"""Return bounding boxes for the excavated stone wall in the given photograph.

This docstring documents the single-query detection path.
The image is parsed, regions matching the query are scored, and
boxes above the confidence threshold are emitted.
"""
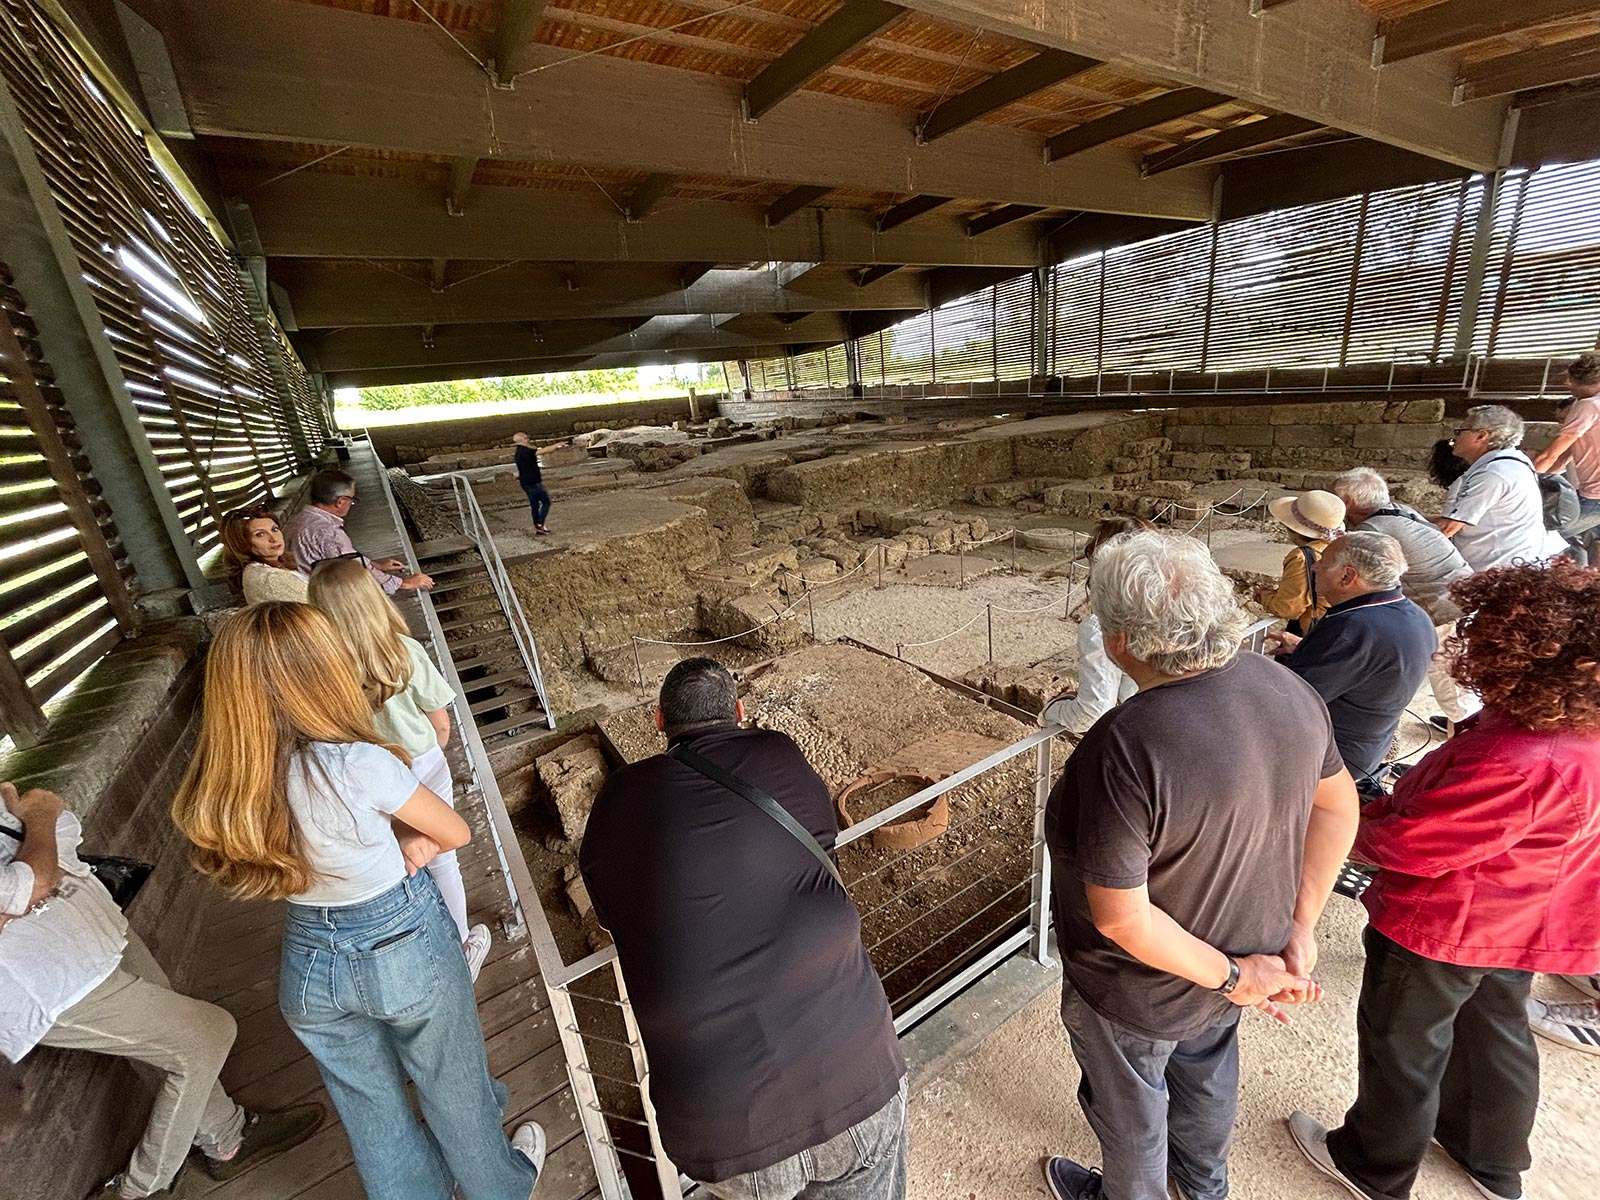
[1162,399,1451,472]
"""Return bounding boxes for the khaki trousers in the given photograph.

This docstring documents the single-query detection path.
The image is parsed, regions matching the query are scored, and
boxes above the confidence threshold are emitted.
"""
[1427,622,1483,725]
[39,929,245,1197]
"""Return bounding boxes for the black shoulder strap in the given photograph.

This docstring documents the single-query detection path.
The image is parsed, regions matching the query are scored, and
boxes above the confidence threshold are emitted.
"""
[1299,544,1318,610]
[668,743,845,890]
[1371,506,1423,524]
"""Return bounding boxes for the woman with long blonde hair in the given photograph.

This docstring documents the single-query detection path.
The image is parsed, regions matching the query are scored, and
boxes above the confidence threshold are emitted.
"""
[306,558,488,976]
[172,603,544,1200]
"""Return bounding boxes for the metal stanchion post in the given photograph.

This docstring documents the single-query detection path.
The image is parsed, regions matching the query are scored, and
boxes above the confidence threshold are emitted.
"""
[958,541,966,588]
[631,636,645,696]
[807,590,816,641]
[896,642,904,660]
[1029,736,1055,965]
[877,543,884,590]
[1011,529,1018,573]
[986,605,994,663]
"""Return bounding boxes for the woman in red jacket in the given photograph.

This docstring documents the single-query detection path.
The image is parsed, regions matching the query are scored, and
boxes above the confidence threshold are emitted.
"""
[1287,558,1600,1200]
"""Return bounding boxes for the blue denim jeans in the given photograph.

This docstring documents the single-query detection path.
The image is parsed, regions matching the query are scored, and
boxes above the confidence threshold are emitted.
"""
[522,483,551,526]
[1563,495,1600,565]
[279,873,536,1200]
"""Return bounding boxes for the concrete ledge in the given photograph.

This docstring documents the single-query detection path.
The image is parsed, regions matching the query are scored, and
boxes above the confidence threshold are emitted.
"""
[903,949,1062,1094]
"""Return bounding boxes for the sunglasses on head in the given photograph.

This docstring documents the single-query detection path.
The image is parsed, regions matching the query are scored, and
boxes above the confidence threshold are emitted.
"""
[223,505,273,522]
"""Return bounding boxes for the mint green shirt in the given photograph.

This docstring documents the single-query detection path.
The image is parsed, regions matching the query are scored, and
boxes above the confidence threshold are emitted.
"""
[373,636,456,757]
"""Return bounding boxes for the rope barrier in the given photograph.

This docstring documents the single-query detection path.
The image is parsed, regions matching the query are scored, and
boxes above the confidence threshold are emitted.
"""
[896,608,987,651]
[782,552,876,588]
[630,590,808,648]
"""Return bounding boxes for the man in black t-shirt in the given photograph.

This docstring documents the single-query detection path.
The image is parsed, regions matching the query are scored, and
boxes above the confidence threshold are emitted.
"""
[1041,531,1359,1200]
[580,659,907,1198]
[512,432,551,534]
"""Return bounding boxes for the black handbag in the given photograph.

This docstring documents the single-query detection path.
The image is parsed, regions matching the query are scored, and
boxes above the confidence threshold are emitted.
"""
[0,823,154,910]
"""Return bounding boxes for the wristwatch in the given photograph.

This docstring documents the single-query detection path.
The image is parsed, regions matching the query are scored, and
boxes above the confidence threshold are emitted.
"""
[1214,955,1241,995]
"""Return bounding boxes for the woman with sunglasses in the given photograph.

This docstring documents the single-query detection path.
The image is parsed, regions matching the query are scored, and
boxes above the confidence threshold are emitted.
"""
[220,506,309,604]
[172,602,545,1200]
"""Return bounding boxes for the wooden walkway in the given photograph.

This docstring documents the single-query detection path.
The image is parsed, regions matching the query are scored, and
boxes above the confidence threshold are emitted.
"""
[171,446,597,1200]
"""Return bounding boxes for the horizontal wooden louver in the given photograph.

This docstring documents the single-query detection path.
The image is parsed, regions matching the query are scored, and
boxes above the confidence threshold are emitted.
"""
[931,287,994,383]
[1477,160,1600,359]
[0,0,322,562]
[881,312,935,386]
[1049,253,1103,377]
[0,261,137,745]
[994,274,1035,381]
[1098,226,1211,374]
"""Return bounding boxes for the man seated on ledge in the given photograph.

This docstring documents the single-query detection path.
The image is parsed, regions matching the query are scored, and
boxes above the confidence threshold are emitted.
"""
[579,658,908,1200]
[0,782,323,1199]
[1271,532,1437,799]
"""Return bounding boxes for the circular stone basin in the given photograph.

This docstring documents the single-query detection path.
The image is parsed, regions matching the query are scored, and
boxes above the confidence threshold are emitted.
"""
[835,771,948,852]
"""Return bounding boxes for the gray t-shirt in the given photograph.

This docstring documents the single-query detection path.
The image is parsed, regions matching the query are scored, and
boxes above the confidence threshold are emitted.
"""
[1045,652,1343,1040]
[1444,451,1550,572]
[288,742,421,907]
[1355,505,1471,625]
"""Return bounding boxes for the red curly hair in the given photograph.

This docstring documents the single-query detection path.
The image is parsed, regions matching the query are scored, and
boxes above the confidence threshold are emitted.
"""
[1448,558,1600,732]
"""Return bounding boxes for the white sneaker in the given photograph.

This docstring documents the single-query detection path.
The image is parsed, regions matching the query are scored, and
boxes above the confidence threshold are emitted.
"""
[1526,995,1600,1054]
[513,1121,546,1195]
[1285,1112,1367,1200]
[464,924,492,984]
[1431,1138,1519,1199]
[1563,973,1600,1000]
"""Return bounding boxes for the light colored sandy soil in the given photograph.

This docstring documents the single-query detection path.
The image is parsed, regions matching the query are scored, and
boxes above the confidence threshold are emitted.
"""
[906,899,1600,1200]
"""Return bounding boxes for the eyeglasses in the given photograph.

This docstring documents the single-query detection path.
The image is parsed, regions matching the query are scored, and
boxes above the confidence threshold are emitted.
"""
[1452,427,1483,437]
[222,505,272,521]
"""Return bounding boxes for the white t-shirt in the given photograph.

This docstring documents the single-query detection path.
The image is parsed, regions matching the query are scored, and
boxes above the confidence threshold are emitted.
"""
[0,799,128,1062]
[288,742,422,907]
[1443,450,1552,572]
[1041,614,1138,735]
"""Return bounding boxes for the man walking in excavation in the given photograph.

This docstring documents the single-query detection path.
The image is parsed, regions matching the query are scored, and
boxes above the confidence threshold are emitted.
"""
[580,658,907,1199]
[512,432,551,535]
[1041,531,1359,1200]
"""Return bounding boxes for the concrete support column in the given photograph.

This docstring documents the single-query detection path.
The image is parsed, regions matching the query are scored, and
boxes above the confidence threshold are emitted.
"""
[0,73,202,593]
[845,337,862,398]
[1452,170,1502,363]
[1031,265,1050,381]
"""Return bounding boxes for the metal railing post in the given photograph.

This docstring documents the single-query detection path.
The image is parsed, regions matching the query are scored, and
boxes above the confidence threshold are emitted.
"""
[550,984,631,1200]
[1030,735,1055,966]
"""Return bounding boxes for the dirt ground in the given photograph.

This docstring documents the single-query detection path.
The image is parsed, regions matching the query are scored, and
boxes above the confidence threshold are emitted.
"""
[905,898,1600,1200]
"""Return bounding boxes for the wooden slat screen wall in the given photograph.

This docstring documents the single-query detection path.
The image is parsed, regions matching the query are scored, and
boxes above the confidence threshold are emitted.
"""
[930,287,995,383]
[0,260,138,745]
[1476,160,1600,358]
[994,273,1035,381]
[0,0,323,561]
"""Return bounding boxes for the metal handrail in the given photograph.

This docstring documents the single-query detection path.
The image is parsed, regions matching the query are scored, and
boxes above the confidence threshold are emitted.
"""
[358,435,625,1198]
[446,472,556,730]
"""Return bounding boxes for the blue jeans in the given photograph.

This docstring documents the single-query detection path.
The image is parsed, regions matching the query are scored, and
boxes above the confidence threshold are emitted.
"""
[1563,496,1600,565]
[522,483,550,526]
[279,874,537,1200]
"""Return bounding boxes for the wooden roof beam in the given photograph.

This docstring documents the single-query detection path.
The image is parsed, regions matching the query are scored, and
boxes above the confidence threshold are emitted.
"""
[1378,0,1599,66]
[893,0,1508,168]
[166,0,1211,217]
[876,194,952,232]
[491,0,549,85]
[429,257,448,292]
[765,185,832,226]
[1457,34,1600,101]
[1047,88,1231,163]
[917,49,1098,143]
[1142,114,1322,175]
[856,264,903,286]
[742,0,906,121]
[966,204,1043,237]
[624,173,676,222]
[446,156,477,216]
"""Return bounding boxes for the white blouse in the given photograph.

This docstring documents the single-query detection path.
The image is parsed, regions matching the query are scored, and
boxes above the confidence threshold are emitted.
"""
[1041,614,1139,735]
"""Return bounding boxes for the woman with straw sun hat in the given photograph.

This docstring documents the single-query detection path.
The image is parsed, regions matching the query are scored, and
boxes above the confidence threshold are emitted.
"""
[1255,490,1347,635]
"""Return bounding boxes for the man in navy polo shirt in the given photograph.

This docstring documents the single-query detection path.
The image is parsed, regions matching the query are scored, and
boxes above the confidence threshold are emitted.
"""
[1273,532,1438,796]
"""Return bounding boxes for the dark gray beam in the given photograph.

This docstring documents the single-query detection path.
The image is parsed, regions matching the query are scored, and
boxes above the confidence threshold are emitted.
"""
[742,0,906,121]
[491,0,550,85]
[856,264,904,286]
[331,342,767,389]
[624,172,677,222]
[246,173,1050,267]
[1458,34,1600,101]
[893,0,1508,168]
[1141,114,1322,175]
[680,262,716,289]
[166,0,1212,217]
[966,204,1043,237]
[1046,88,1231,163]
[765,184,832,226]
[446,155,478,216]
[918,49,1098,143]
[928,266,1026,308]
[876,194,952,232]
[1044,212,1203,263]
[1217,139,1469,221]
[1378,0,1597,66]
[429,257,448,291]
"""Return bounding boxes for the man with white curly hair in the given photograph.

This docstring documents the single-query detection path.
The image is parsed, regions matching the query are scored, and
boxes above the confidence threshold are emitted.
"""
[1040,531,1359,1200]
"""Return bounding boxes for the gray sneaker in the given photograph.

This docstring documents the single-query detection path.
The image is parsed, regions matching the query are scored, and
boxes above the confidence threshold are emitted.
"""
[1526,995,1600,1054]
[1562,973,1600,1000]
[1286,1112,1367,1200]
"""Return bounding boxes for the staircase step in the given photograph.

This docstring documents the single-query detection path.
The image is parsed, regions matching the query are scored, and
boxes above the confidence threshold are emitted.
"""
[478,709,550,740]
[440,612,511,634]
[469,686,538,715]
[491,723,565,757]
[414,536,477,560]
[432,592,501,616]
[459,667,527,691]
[447,630,518,659]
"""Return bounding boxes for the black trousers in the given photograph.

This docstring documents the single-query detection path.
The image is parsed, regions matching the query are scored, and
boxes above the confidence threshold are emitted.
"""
[1327,927,1539,1200]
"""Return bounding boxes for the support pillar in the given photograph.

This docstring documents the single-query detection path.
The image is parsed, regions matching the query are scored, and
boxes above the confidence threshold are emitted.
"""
[0,72,201,593]
[845,337,862,398]
[1032,265,1050,382]
[1452,170,1501,363]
